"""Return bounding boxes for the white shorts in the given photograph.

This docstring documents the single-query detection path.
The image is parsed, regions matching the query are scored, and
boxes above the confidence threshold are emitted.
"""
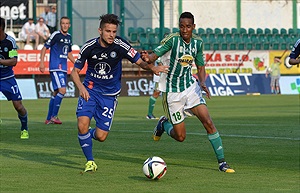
[162,81,206,125]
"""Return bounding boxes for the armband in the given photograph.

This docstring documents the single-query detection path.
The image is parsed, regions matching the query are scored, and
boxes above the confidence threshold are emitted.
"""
[9,50,18,58]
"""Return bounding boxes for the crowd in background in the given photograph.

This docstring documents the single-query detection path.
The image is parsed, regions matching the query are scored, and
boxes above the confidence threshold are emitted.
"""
[19,5,56,49]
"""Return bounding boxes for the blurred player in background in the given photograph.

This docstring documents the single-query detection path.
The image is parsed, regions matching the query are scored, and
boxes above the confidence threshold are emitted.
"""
[0,17,29,139]
[288,38,300,66]
[265,57,281,94]
[146,58,162,120]
[141,12,235,173]
[39,17,75,124]
[71,14,168,173]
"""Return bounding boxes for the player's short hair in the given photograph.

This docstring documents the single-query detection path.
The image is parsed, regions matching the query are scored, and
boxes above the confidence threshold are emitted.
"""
[0,17,5,30]
[179,12,194,24]
[99,14,120,28]
[60,16,70,24]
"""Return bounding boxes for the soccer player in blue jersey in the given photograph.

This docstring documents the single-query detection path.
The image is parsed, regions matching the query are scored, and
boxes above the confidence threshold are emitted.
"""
[289,38,300,66]
[71,14,169,172]
[39,16,76,124]
[141,12,235,173]
[0,17,29,139]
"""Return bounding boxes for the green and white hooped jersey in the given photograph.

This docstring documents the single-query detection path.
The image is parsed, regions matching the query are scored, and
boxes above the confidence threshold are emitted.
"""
[154,33,204,92]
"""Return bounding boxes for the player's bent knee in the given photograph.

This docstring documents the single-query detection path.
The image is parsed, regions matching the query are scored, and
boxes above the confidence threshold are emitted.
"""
[174,135,185,142]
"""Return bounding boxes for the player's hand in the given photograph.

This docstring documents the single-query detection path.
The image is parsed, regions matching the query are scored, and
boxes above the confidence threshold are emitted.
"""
[200,83,211,99]
[79,86,90,102]
[39,62,45,73]
[151,65,169,75]
[140,50,150,62]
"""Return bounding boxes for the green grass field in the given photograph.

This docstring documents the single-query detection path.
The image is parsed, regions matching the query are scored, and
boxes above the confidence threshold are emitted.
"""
[0,95,299,193]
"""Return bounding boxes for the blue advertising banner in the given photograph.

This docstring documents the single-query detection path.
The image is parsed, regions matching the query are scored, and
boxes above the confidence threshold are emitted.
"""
[205,74,271,96]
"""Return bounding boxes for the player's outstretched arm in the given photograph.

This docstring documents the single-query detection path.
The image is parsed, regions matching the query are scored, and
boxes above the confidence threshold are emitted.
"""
[0,57,17,67]
[135,58,168,75]
[71,67,90,101]
[39,46,47,73]
[67,52,76,64]
[197,65,211,99]
[288,58,300,65]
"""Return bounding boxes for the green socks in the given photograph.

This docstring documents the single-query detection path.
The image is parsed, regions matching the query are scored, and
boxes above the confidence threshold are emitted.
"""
[163,121,173,136]
[148,96,157,115]
[208,132,225,161]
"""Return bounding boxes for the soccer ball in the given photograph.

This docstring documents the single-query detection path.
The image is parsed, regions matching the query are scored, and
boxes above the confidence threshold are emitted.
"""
[142,156,167,180]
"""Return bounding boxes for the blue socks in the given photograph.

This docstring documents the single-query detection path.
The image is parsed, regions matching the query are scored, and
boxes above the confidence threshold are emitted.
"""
[52,93,64,117]
[78,132,94,161]
[46,96,55,120]
[18,113,28,131]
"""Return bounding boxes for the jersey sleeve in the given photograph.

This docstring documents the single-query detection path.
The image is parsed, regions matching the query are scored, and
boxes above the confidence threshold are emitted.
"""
[44,32,57,48]
[289,39,300,59]
[153,35,173,57]
[195,39,205,66]
[74,41,90,70]
[124,48,140,63]
[7,36,18,59]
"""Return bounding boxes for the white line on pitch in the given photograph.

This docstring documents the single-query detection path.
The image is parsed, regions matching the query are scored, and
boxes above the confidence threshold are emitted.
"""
[111,130,300,141]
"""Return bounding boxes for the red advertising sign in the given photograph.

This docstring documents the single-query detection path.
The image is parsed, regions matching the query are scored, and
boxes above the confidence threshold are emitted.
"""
[14,50,87,74]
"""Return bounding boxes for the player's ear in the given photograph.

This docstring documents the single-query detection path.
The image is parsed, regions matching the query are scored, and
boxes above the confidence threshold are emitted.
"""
[98,28,102,35]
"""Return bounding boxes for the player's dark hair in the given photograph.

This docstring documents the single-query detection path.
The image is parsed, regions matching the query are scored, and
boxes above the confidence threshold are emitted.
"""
[99,14,120,28]
[60,16,70,24]
[179,12,194,24]
[0,17,5,30]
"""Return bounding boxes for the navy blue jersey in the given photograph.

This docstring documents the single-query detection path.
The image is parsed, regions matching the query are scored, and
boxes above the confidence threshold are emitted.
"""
[44,30,72,72]
[289,38,300,59]
[75,36,140,95]
[0,34,18,80]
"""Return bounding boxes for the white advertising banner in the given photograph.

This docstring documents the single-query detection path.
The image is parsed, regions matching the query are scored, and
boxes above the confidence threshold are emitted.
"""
[0,79,37,100]
[204,50,270,74]
[279,76,300,95]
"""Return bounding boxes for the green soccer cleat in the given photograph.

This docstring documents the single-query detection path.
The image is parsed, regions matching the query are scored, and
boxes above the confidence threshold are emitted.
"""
[20,130,29,139]
[84,161,98,172]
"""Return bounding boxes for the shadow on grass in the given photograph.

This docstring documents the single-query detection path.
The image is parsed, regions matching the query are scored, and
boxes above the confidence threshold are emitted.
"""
[1,147,82,170]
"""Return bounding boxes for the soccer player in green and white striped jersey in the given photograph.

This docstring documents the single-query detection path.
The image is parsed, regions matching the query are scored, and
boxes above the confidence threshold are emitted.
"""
[141,12,235,173]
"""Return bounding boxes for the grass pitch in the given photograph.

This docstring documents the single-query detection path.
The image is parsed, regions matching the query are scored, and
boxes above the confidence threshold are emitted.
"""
[0,95,299,193]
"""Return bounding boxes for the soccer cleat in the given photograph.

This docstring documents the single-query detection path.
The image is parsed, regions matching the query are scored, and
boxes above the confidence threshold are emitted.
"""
[146,114,157,120]
[20,130,29,139]
[84,161,98,172]
[50,116,62,124]
[219,162,235,173]
[44,120,53,124]
[153,116,168,141]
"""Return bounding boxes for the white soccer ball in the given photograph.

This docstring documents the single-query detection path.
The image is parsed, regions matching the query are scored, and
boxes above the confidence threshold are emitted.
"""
[142,156,167,180]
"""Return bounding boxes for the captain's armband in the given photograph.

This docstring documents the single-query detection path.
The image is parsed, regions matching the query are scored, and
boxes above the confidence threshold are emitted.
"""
[9,49,18,58]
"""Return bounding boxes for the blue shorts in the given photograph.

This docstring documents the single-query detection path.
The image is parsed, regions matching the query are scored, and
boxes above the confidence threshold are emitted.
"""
[76,89,118,131]
[50,71,67,90]
[0,77,22,101]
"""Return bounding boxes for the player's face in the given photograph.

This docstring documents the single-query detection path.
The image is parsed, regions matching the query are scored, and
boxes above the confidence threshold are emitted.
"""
[98,23,118,46]
[60,19,70,34]
[179,18,195,43]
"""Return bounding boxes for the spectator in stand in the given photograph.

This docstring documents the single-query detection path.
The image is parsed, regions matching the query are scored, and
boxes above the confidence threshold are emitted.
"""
[40,6,50,26]
[20,18,39,48]
[47,6,57,33]
[35,17,50,44]
[266,57,281,94]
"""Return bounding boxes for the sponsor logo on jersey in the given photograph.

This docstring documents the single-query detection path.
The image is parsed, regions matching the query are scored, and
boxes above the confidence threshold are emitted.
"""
[127,48,137,58]
[178,54,193,67]
[110,51,117,58]
[90,62,114,80]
